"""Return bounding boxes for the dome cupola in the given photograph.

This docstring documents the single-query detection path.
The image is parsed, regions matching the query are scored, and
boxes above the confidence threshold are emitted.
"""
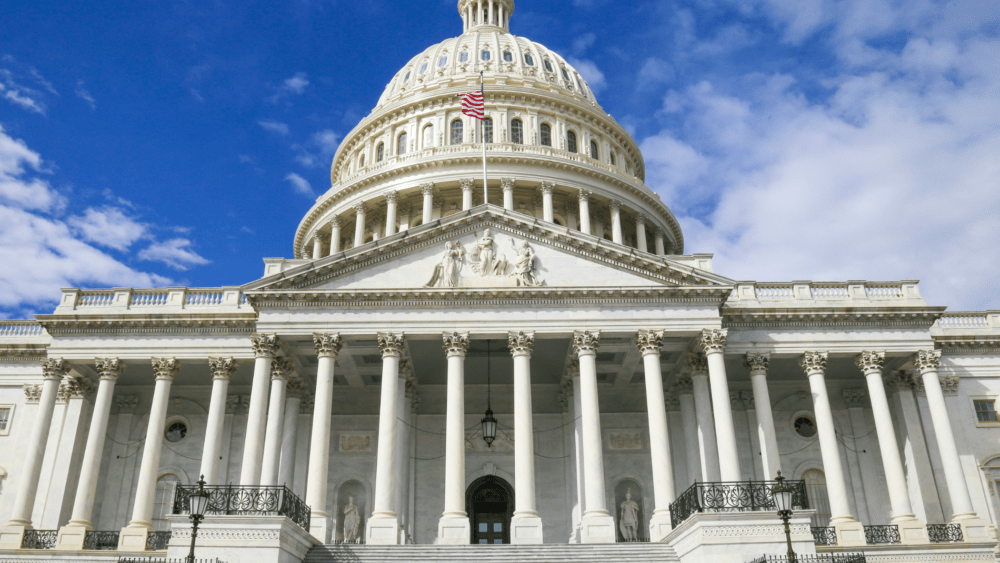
[459,0,514,33]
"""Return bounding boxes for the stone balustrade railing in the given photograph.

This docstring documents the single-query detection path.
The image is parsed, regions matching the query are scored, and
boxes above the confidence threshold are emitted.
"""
[0,320,46,337]
[54,287,248,314]
[931,311,1000,334]
[727,280,925,307]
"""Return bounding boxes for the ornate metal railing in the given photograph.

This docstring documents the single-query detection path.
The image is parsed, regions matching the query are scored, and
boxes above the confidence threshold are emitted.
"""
[811,526,837,546]
[616,536,650,543]
[21,529,57,549]
[172,484,310,531]
[118,558,226,563]
[928,523,963,543]
[669,480,809,527]
[145,531,172,551]
[863,525,900,544]
[84,530,121,550]
[747,555,866,563]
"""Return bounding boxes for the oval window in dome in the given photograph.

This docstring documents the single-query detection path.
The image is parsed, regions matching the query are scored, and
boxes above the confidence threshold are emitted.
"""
[460,52,469,63]
[503,51,512,62]
[403,71,410,83]
[543,59,553,72]
[524,54,534,66]
[481,50,490,61]
[439,55,448,67]
[420,62,428,74]
[561,67,570,81]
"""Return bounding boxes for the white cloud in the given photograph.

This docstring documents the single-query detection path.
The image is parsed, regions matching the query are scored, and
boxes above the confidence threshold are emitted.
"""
[282,72,310,95]
[67,207,147,251]
[0,68,47,115]
[75,80,96,110]
[0,126,64,211]
[138,238,210,270]
[258,120,290,135]
[285,172,315,197]
[567,58,607,93]
[294,129,341,168]
[637,58,675,90]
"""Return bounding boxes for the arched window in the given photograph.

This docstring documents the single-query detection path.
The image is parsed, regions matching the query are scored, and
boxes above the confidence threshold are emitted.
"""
[451,119,464,145]
[543,59,553,72]
[460,52,469,63]
[803,469,831,527]
[524,54,534,66]
[540,123,552,147]
[609,151,616,166]
[481,50,491,61]
[561,67,571,81]
[503,51,512,62]
[423,124,434,148]
[590,140,599,159]
[359,153,365,168]
[484,117,493,144]
[439,55,448,67]
[420,62,428,74]
[511,119,523,144]
[403,71,410,83]
[376,143,384,162]
[397,132,408,155]
[567,131,578,153]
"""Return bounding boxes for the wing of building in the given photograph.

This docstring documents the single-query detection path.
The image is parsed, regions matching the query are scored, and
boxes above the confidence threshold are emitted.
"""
[1,2,999,562]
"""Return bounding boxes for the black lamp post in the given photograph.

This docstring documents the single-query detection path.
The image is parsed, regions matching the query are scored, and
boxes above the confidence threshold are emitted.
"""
[481,340,497,446]
[186,475,210,563]
[772,471,796,562]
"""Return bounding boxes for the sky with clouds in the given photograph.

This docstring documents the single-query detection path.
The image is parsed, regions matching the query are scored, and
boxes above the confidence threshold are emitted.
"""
[0,0,997,318]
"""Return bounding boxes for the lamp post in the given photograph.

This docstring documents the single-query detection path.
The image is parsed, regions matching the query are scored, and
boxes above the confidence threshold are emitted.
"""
[772,471,796,562]
[186,475,210,563]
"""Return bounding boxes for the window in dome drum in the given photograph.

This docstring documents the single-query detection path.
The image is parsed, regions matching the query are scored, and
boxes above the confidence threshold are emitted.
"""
[439,56,448,67]
[376,143,384,162]
[544,59,553,72]
[562,67,570,81]
[609,151,616,166]
[524,54,534,66]
[404,72,410,83]
[590,140,598,160]
[484,118,493,144]
[511,119,523,144]
[420,63,428,74]
[540,123,552,147]
[567,131,577,153]
[397,132,407,155]
[451,120,464,145]
[503,51,512,62]
[482,50,490,61]
[460,52,469,63]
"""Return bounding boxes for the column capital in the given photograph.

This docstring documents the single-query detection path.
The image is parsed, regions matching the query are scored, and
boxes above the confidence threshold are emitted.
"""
[301,247,312,259]
[40,358,70,381]
[378,332,406,358]
[23,383,42,403]
[460,178,474,192]
[95,358,126,381]
[208,357,237,381]
[313,232,329,244]
[384,190,398,203]
[313,333,343,358]
[62,376,95,400]
[354,201,368,215]
[442,332,470,357]
[608,199,622,212]
[683,352,708,375]
[116,394,140,413]
[286,377,308,398]
[251,333,280,359]
[634,212,647,225]
[636,330,663,356]
[226,395,248,414]
[565,359,580,378]
[508,331,535,357]
[540,181,555,195]
[673,373,693,395]
[799,351,829,376]
[882,370,915,393]
[329,216,342,228]
[940,374,960,395]
[399,358,413,378]
[151,357,181,381]
[664,392,680,411]
[854,350,886,375]
[914,349,942,373]
[572,330,600,356]
[842,388,867,408]
[578,189,591,202]
[420,182,436,195]
[652,227,664,237]
[270,357,294,381]
[743,352,770,376]
[501,177,515,191]
[699,328,728,354]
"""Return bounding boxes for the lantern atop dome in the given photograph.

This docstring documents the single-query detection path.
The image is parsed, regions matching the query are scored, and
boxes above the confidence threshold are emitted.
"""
[459,0,514,33]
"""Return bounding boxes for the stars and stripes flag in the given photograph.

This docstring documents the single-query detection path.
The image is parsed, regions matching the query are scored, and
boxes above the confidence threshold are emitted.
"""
[456,90,485,120]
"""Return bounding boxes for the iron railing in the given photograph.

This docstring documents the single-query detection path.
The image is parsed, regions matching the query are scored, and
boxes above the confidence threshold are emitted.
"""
[84,530,121,550]
[145,531,172,551]
[811,526,837,546]
[747,555,866,563]
[928,523,963,543]
[118,559,226,563]
[21,529,57,549]
[616,536,650,543]
[863,525,900,544]
[172,484,310,531]
[669,480,809,527]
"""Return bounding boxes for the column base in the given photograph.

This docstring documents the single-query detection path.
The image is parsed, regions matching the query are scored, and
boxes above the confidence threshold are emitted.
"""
[309,512,332,544]
[365,515,402,545]
[436,515,470,545]
[832,518,866,547]
[892,516,929,544]
[511,513,544,544]
[954,514,993,543]
[117,525,151,552]
[580,511,616,543]
[0,524,27,550]
[55,524,90,550]
[649,511,673,542]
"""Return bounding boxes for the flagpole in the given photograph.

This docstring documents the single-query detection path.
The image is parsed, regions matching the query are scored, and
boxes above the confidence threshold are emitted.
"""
[481,72,488,206]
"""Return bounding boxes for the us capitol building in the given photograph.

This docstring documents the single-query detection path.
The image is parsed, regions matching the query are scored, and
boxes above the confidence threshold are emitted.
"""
[1,2,999,562]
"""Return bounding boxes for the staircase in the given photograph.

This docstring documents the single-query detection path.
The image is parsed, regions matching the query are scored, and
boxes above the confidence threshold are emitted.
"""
[304,543,681,563]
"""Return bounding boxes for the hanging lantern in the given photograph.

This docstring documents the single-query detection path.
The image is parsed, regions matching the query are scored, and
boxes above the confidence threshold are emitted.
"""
[482,340,496,446]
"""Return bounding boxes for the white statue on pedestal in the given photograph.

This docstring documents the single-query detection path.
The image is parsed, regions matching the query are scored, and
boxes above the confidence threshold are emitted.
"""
[343,496,361,543]
[619,488,639,541]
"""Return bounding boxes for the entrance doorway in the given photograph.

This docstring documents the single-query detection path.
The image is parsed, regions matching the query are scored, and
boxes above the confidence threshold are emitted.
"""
[466,475,514,545]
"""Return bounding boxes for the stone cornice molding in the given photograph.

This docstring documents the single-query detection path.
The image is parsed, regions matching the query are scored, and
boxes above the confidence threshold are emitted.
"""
[442,331,470,357]
[683,352,708,375]
[799,351,828,376]
[251,333,280,359]
[36,314,256,336]
[700,328,728,354]
[507,331,535,357]
[95,357,125,381]
[842,388,867,408]
[855,350,886,375]
[636,330,663,356]
[313,333,343,358]
[270,357,294,381]
[914,349,942,373]
[116,394,139,413]
[572,330,600,356]
[724,308,944,329]
[209,357,238,381]
[378,332,405,358]
[743,352,769,376]
[152,357,181,381]
[673,373,693,394]
[0,345,47,362]
[41,358,70,381]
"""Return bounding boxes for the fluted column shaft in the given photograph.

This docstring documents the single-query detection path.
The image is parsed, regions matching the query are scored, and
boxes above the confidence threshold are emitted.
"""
[574,331,616,543]
[653,230,665,255]
[329,219,341,254]
[354,204,366,247]
[635,215,647,252]
[442,333,468,518]
[260,358,292,486]
[745,353,780,479]
[609,202,623,244]
[385,192,398,236]
[686,353,721,482]
[801,352,854,522]
[541,183,554,222]
[502,179,514,210]
[701,329,740,481]
[421,184,434,224]
[307,334,341,541]
[638,331,675,538]
[129,358,179,528]
[371,333,404,524]
[278,379,304,489]
[241,334,278,485]
[578,191,592,235]
[510,332,538,517]
[201,358,235,485]
[461,180,473,211]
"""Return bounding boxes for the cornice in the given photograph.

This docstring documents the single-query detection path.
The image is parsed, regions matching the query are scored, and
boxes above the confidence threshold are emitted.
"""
[0,345,48,362]
[35,313,258,336]
[935,336,1000,354]
[723,306,946,329]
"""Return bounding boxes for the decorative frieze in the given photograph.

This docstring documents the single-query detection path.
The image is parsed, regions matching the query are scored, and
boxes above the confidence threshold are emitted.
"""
[378,332,405,358]
[209,357,237,381]
[96,358,125,381]
[442,332,470,357]
[507,331,534,356]
[636,330,663,356]
[313,333,342,358]
[151,357,181,381]
[855,350,886,374]
[572,330,600,355]
[250,333,280,359]
[340,432,374,452]
[799,351,829,375]
[605,431,642,450]
[700,328,728,354]
[743,352,769,376]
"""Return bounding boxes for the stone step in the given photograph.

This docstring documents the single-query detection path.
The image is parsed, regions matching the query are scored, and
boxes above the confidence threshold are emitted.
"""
[304,543,681,563]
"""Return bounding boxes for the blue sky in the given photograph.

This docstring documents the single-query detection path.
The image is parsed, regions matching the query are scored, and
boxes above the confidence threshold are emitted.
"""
[1,0,998,318]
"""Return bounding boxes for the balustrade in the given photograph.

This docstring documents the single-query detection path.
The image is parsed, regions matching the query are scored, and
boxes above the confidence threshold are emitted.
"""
[863,524,900,545]
[669,480,808,527]
[144,531,172,551]
[0,321,44,336]
[746,555,866,563]
[83,530,121,550]
[927,523,963,543]
[173,484,310,531]
[21,529,57,549]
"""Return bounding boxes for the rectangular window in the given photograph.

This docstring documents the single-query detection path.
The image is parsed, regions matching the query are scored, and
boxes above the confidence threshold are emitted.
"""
[0,405,12,435]
[975,399,998,423]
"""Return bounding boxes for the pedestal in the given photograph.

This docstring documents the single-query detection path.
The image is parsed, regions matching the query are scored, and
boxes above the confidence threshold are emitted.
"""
[649,511,673,543]
[580,512,616,543]
[894,517,929,545]
[0,525,27,550]
[666,510,817,563]
[166,515,318,563]
[365,515,401,545]
[117,525,150,552]
[955,515,993,543]
[832,518,867,547]
[436,515,470,545]
[510,514,543,544]
[309,513,332,544]
[55,524,89,550]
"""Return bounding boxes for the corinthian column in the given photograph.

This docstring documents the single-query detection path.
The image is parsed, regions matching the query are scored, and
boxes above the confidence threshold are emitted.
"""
[800,352,865,545]
[384,190,398,236]
[260,357,294,486]
[541,182,555,222]
[574,330,616,543]
[744,353,780,480]
[421,183,435,224]
[312,234,326,260]
[460,178,474,211]
[673,374,702,485]
[635,213,647,252]
[502,178,515,210]
[366,332,405,545]
[118,358,179,551]
[55,359,124,549]
[354,202,367,247]
[637,331,675,541]
[329,217,342,254]
[578,190,592,235]
[438,332,471,544]
[202,357,236,485]
[308,333,341,542]
[241,333,279,485]
[509,331,544,543]
[700,329,740,481]
[278,377,306,489]
[653,228,665,256]
[609,201,623,244]
[685,352,720,481]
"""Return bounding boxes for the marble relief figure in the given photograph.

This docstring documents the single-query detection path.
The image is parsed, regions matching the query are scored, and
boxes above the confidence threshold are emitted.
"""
[424,241,466,287]
[343,496,361,543]
[619,488,639,541]
[470,228,508,276]
[512,240,543,286]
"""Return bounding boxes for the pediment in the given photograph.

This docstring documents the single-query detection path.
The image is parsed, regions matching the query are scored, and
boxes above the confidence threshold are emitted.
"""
[245,206,733,294]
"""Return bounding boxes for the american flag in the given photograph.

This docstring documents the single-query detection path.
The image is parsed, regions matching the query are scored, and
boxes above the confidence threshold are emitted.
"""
[456,91,485,120]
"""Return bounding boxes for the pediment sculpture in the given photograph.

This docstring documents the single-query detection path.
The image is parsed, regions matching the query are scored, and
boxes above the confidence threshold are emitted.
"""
[424,228,544,288]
